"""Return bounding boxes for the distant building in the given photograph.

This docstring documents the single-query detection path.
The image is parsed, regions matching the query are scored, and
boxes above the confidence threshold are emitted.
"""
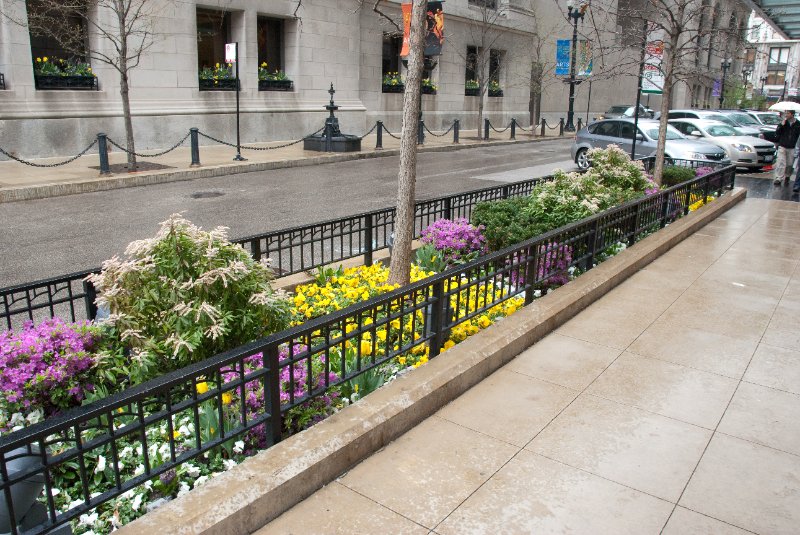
[745,13,800,103]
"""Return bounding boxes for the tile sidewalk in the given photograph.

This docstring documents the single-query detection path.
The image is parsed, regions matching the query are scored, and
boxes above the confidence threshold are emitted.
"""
[0,128,564,202]
[258,197,800,535]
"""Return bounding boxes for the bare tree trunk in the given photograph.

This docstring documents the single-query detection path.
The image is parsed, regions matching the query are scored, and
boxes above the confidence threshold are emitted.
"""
[653,36,676,185]
[387,0,426,286]
[116,1,136,169]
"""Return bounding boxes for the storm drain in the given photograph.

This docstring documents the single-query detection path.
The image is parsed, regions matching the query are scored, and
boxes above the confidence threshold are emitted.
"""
[190,191,225,199]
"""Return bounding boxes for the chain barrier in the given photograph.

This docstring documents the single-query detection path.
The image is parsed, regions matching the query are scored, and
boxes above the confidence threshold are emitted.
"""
[106,132,190,158]
[198,127,324,151]
[382,125,402,140]
[516,123,533,132]
[545,121,561,130]
[0,139,98,168]
[489,121,511,134]
[424,122,456,137]
[358,123,378,140]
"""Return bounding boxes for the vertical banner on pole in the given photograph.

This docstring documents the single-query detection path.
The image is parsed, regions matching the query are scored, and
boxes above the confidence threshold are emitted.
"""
[400,3,413,57]
[556,39,571,76]
[642,41,664,94]
[425,1,444,56]
[576,40,592,76]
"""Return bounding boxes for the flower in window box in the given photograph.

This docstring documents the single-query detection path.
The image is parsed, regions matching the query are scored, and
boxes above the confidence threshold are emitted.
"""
[488,80,503,97]
[382,72,403,86]
[421,78,437,92]
[465,79,479,90]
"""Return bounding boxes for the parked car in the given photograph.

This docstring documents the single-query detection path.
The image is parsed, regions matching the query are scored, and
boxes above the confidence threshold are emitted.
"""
[714,110,777,142]
[570,118,729,170]
[600,104,655,119]
[668,118,776,169]
[745,110,782,143]
[665,109,761,137]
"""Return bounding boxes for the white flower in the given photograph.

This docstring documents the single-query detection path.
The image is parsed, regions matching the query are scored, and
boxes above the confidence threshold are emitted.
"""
[25,410,43,425]
[232,441,245,454]
[194,475,209,487]
[94,455,106,474]
[184,463,201,478]
[134,464,145,476]
[177,482,191,497]
[51,488,61,497]
[79,512,99,526]
[68,499,84,510]
[222,459,237,471]
[131,493,144,511]
[533,290,542,298]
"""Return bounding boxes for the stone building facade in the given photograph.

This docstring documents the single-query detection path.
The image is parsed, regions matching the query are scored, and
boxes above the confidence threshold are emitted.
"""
[0,0,751,159]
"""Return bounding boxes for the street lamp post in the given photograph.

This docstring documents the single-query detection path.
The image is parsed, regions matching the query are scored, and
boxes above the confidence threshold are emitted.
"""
[760,75,768,97]
[564,0,585,132]
[719,59,731,108]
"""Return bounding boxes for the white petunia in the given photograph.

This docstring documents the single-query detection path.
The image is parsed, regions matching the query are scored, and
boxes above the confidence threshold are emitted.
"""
[193,475,209,487]
[94,455,106,474]
[222,459,237,471]
[131,493,144,511]
[184,463,201,478]
[134,464,145,476]
[79,512,98,526]
[177,482,191,497]
[232,441,245,454]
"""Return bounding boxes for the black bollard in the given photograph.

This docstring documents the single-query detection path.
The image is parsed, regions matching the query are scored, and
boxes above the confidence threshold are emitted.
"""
[376,120,383,150]
[190,128,201,167]
[484,118,490,140]
[577,118,583,131]
[540,119,546,137]
[97,133,110,175]
[418,119,425,145]
[453,119,460,144]
[559,118,564,136]
[510,118,516,140]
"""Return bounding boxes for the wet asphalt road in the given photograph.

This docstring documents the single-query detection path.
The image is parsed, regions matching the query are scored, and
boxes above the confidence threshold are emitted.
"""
[0,140,574,286]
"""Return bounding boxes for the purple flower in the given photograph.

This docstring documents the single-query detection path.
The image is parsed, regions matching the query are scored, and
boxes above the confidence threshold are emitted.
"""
[420,218,487,266]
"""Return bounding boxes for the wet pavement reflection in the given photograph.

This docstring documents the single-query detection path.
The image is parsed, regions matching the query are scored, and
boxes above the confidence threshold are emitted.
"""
[734,167,800,202]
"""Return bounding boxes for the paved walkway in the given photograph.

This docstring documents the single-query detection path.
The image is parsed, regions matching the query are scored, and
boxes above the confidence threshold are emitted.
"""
[0,127,561,196]
[259,197,800,534]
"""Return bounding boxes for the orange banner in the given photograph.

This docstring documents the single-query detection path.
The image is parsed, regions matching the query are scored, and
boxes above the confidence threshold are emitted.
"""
[401,3,412,57]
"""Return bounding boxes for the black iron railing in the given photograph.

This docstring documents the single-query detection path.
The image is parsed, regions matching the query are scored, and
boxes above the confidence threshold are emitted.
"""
[0,161,733,331]
[0,166,735,534]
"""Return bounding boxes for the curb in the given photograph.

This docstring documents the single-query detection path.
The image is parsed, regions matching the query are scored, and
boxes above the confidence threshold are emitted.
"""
[118,187,746,535]
[0,136,566,204]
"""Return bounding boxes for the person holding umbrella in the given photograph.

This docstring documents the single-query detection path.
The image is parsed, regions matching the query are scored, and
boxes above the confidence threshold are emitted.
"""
[770,101,800,186]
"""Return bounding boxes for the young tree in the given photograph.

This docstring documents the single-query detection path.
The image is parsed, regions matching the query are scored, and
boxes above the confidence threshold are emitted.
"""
[582,0,755,182]
[388,0,426,286]
[19,0,159,169]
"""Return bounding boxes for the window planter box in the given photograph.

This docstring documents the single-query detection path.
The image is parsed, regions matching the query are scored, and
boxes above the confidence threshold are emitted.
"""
[382,83,404,93]
[0,73,5,90]
[199,78,238,91]
[34,75,97,90]
[465,87,479,96]
[422,86,437,95]
[489,89,504,97]
[259,79,293,91]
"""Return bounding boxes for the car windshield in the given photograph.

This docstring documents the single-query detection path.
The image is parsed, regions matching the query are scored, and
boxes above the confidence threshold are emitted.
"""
[706,124,738,137]
[645,126,683,140]
[729,113,759,125]
[757,113,782,125]
[705,114,738,127]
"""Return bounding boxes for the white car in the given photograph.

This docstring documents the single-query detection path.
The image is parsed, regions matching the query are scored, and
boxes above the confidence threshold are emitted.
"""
[668,118,776,170]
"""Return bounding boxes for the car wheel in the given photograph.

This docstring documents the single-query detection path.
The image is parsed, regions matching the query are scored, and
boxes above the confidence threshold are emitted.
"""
[576,148,590,170]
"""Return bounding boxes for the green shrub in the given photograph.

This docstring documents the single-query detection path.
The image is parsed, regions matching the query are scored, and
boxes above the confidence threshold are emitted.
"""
[87,214,291,383]
[661,166,697,187]
[471,197,539,251]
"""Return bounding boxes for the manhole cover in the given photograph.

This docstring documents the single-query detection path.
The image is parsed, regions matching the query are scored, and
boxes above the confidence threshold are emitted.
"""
[190,191,225,199]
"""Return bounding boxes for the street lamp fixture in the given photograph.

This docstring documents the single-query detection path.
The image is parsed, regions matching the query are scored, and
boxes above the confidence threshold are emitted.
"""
[760,75,768,96]
[741,68,751,85]
[719,59,731,108]
[564,0,586,132]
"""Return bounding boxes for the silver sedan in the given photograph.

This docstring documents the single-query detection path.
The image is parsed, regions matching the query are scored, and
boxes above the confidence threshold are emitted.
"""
[668,118,777,170]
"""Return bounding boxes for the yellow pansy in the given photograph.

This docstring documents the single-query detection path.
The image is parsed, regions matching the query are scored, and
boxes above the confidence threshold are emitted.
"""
[221,392,233,405]
[196,382,209,394]
[360,340,372,355]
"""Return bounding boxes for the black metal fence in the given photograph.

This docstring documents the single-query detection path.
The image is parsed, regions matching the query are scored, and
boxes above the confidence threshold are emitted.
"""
[0,165,735,534]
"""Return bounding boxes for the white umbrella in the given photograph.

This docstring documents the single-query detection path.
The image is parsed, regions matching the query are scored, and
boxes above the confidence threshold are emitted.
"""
[769,101,800,112]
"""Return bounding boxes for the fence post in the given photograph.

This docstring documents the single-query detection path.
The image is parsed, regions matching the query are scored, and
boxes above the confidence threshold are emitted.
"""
[266,345,282,446]
[418,119,425,145]
[585,218,600,270]
[559,118,565,136]
[364,213,374,266]
[82,279,98,320]
[444,197,452,220]
[702,173,711,205]
[540,119,546,137]
[628,203,641,247]
[453,119,460,144]
[376,121,383,150]
[429,279,446,357]
[510,118,516,140]
[251,239,262,261]
[683,187,692,216]
[190,128,201,167]
[484,118,490,140]
[97,133,111,175]
[524,245,539,305]
[660,192,670,228]
[502,185,510,199]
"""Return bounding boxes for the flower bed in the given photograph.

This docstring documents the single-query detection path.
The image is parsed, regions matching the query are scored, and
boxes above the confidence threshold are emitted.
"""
[0,148,728,534]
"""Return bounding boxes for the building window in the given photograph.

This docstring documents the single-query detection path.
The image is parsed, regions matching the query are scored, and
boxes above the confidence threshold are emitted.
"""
[196,8,231,71]
[767,70,786,86]
[769,46,789,66]
[382,33,402,76]
[489,49,502,83]
[468,0,497,9]
[465,45,477,82]
[258,16,283,73]
[27,1,87,62]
